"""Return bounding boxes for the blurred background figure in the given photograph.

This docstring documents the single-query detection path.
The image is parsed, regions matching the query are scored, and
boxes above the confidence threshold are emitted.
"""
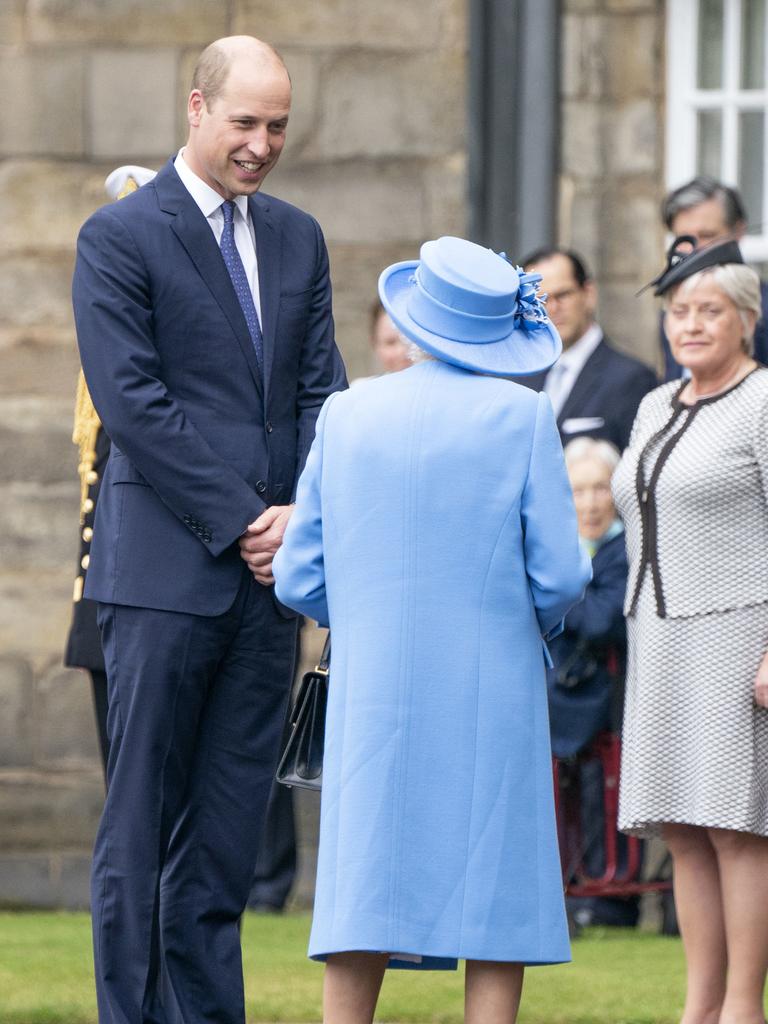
[369,299,411,374]
[660,176,768,379]
[63,167,156,783]
[513,248,656,451]
[549,438,638,929]
[615,238,768,1024]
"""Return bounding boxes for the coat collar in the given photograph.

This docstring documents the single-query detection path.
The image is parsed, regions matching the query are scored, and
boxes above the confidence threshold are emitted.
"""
[154,160,282,401]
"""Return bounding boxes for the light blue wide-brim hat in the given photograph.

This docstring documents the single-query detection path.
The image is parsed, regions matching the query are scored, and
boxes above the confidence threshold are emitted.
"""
[378,235,562,377]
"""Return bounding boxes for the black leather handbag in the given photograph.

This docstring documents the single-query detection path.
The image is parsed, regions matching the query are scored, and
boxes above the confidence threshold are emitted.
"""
[275,634,330,791]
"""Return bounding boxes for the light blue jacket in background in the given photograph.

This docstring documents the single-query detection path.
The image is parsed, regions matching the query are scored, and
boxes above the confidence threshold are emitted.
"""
[274,358,591,968]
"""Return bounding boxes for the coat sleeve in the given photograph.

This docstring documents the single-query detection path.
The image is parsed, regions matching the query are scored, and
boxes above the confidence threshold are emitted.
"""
[72,208,265,557]
[564,538,627,641]
[292,218,347,497]
[273,393,338,627]
[521,392,593,639]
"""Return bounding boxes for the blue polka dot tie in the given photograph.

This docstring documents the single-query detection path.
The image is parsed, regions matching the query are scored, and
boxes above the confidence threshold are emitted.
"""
[219,200,264,374]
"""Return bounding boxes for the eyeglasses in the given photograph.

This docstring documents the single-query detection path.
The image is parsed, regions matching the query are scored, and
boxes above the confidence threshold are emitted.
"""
[547,287,581,305]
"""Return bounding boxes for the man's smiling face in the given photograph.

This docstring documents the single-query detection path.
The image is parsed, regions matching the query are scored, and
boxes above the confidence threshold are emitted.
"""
[185,56,291,200]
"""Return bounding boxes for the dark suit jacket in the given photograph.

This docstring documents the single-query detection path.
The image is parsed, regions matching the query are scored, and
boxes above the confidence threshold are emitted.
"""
[547,532,628,759]
[660,280,768,381]
[72,159,347,617]
[515,336,657,451]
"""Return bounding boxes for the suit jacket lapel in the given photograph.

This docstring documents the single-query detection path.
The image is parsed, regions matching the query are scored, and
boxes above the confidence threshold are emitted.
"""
[154,162,263,396]
[250,193,281,406]
[557,340,608,425]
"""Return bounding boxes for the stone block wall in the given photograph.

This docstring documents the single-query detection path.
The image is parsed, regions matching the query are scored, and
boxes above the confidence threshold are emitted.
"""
[0,0,466,907]
[1,0,670,909]
[560,0,666,369]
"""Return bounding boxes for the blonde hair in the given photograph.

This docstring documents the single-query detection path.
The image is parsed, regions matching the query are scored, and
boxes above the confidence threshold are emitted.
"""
[563,436,620,473]
[667,264,762,351]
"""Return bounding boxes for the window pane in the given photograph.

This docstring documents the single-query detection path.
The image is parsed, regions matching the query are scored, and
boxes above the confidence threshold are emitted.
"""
[697,110,723,177]
[738,110,764,233]
[741,0,766,89]
[698,0,724,88]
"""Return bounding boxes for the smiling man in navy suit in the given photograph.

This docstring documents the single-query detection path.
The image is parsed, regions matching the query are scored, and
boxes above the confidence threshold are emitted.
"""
[73,36,346,1024]
[516,248,656,451]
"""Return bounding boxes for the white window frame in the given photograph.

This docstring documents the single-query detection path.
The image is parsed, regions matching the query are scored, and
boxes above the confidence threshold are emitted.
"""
[667,0,768,261]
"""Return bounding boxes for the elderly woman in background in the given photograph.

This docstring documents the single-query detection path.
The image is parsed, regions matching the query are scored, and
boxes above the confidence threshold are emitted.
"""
[613,238,768,1024]
[548,438,636,928]
[549,437,626,760]
[274,237,590,1024]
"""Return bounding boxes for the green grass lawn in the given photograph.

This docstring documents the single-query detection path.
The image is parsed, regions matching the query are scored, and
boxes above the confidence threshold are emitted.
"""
[0,911,691,1023]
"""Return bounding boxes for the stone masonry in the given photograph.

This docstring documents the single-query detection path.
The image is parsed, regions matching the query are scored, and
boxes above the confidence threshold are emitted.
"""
[0,0,466,909]
[560,0,666,369]
[0,0,666,907]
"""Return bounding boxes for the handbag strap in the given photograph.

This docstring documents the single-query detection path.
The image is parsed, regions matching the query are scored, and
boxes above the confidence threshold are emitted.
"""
[316,633,331,673]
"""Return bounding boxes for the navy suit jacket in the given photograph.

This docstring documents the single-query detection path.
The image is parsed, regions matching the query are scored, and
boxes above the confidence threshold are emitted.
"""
[72,160,347,617]
[514,336,657,451]
[660,280,768,381]
[547,532,628,759]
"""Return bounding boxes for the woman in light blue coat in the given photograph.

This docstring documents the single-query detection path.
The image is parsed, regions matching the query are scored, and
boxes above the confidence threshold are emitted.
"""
[273,237,591,1024]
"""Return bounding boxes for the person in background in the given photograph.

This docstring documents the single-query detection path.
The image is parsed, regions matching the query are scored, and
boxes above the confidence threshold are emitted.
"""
[64,166,158,781]
[514,248,656,451]
[369,299,411,374]
[274,236,591,1024]
[660,176,768,379]
[614,236,768,1024]
[549,438,636,928]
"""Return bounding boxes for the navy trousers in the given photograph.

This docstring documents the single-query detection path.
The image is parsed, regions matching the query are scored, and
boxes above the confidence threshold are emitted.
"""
[93,569,298,1024]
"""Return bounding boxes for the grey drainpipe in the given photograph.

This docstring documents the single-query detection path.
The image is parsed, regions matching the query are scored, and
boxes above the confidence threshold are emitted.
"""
[468,0,561,260]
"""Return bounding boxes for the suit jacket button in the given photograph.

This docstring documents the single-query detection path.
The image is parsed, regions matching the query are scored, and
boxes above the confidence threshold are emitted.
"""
[266,421,273,433]
[256,480,267,494]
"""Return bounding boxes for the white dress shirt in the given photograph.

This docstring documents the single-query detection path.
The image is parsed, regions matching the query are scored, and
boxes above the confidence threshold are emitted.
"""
[544,323,603,417]
[174,149,263,325]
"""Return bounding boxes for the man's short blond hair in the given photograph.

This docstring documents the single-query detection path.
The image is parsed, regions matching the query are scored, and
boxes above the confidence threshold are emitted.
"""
[191,38,288,109]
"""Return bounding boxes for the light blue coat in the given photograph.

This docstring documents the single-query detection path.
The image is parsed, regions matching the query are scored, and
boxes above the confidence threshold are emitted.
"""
[274,359,591,968]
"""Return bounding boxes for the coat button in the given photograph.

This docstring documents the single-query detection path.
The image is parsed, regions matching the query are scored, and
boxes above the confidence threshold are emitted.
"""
[86,470,99,485]
[83,498,95,513]
[82,527,94,542]
[81,554,90,570]
[266,421,273,433]
[256,480,267,494]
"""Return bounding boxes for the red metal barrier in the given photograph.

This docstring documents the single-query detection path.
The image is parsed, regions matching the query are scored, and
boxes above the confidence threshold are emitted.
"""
[553,732,671,898]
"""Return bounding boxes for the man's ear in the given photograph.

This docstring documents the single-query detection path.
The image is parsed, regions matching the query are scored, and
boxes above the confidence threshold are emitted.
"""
[188,90,205,128]
[583,279,598,317]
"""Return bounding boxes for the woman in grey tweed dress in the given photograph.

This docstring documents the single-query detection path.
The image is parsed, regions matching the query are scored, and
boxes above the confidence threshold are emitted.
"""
[613,237,768,1024]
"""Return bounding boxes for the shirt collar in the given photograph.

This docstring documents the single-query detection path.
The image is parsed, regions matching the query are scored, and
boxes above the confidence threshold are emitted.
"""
[174,149,250,222]
[558,322,603,375]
